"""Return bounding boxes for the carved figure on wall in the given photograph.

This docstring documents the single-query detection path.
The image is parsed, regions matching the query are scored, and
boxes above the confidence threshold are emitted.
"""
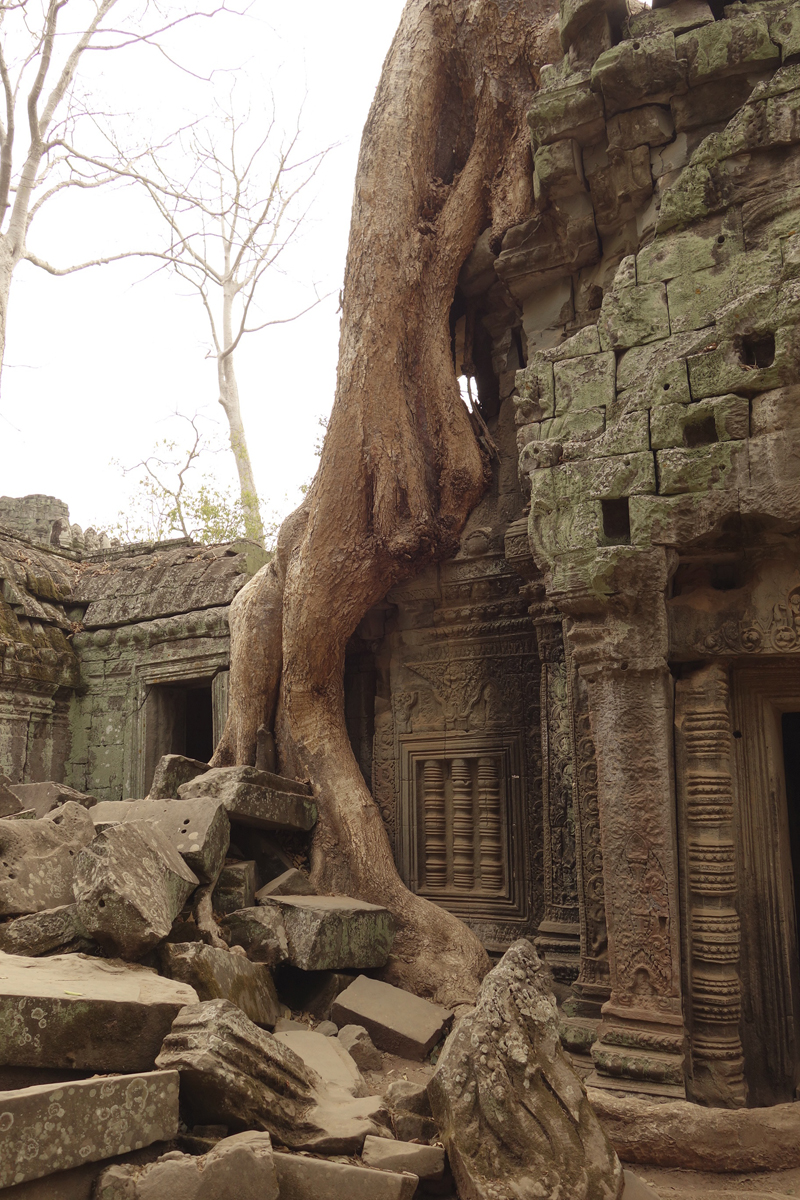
[616,835,672,1004]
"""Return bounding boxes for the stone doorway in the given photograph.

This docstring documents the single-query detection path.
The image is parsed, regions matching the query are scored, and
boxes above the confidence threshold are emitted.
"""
[782,712,800,962]
[142,680,214,794]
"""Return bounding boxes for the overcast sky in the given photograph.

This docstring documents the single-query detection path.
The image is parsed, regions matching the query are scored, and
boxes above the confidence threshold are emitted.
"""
[0,0,407,537]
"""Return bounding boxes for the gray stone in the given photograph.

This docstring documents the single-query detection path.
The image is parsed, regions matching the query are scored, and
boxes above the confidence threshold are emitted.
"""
[0,1071,180,1190]
[385,1078,432,1117]
[256,895,395,971]
[159,942,280,1027]
[332,976,452,1061]
[0,950,197,1071]
[599,282,670,350]
[273,1153,418,1200]
[274,1017,311,1033]
[0,904,93,957]
[393,1112,438,1143]
[256,867,314,899]
[316,1019,338,1036]
[607,106,674,151]
[277,968,354,1019]
[148,754,210,801]
[219,906,289,966]
[428,940,622,1200]
[591,33,687,116]
[362,1135,445,1181]
[156,999,391,1153]
[338,1024,383,1070]
[8,782,96,818]
[178,766,317,833]
[73,821,199,959]
[213,859,257,915]
[89,799,230,884]
[0,803,95,917]
[274,1029,367,1095]
[0,774,24,817]
[96,1132,278,1200]
[622,1171,661,1200]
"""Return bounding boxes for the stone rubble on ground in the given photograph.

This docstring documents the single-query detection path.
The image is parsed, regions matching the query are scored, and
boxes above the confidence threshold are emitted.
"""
[332,974,453,1060]
[96,1131,280,1200]
[159,941,281,1027]
[213,858,257,914]
[338,1022,383,1070]
[256,866,315,898]
[89,797,230,884]
[7,780,97,817]
[256,894,396,971]
[0,902,94,956]
[0,802,95,916]
[178,765,318,832]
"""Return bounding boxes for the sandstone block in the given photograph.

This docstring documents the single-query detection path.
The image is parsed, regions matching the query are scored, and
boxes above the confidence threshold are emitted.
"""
[591,33,687,116]
[599,282,670,350]
[219,905,288,965]
[656,442,747,496]
[332,976,452,1061]
[148,754,209,800]
[636,211,743,284]
[178,766,317,833]
[676,13,778,85]
[275,1029,367,1095]
[256,867,314,899]
[0,803,95,917]
[74,821,199,959]
[650,395,749,450]
[257,895,395,971]
[0,951,197,1071]
[213,859,257,915]
[527,81,606,148]
[0,1070,180,1189]
[97,1132,279,1200]
[559,0,625,50]
[607,105,674,150]
[628,0,713,40]
[533,138,585,201]
[90,798,230,884]
[316,1019,338,1036]
[338,1024,383,1070]
[385,1078,432,1116]
[274,1016,311,1032]
[770,5,800,62]
[278,967,355,1019]
[160,942,280,1027]
[671,74,756,132]
[363,1134,445,1180]
[0,904,93,957]
[8,782,96,818]
[0,774,24,817]
[553,351,616,415]
[273,1152,418,1200]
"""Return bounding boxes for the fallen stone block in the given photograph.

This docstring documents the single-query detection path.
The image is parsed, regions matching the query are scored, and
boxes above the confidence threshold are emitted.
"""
[274,1029,367,1095]
[393,1112,438,1143]
[156,998,390,1153]
[316,1019,338,1036]
[8,782,96,818]
[0,951,197,1072]
[96,1131,279,1200]
[73,821,199,959]
[159,942,280,1027]
[363,1134,445,1181]
[385,1078,432,1116]
[257,895,395,971]
[429,940,622,1200]
[89,798,229,884]
[332,976,452,1061]
[0,904,94,957]
[0,774,24,817]
[178,766,317,833]
[0,803,95,917]
[219,906,288,965]
[213,859,257,915]
[148,754,210,801]
[273,1152,418,1200]
[256,867,314,898]
[0,1070,180,1189]
[0,1145,170,1200]
[338,1024,382,1070]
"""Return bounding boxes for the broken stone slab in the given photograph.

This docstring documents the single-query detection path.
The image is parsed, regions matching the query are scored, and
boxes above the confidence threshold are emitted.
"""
[0,774,24,817]
[148,753,210,801]
[257,895,395,971]
[332,976,452,1061]
[385,1078,432,1116]
[362,1134,445,1181]
[316,1019,338,1036]
[429,940,622,1200]
[256,867,314,899]
[0,802,95,917]
[588,1088,800,1171]
[159,942,280,1028]
[0,1070,180,1189]
[219,906,289,966]
[338,1024,383,1071]
[273,1153,418,1200]
[89,798,230,884]
[0,951,198,1072]
[274,1029,367,1096]
[96,1132,279,1200]
[213,859,257,915]
[178,766,317,833]
[8,781,96,818]
[73,821,199,959]
[156,998,390,1154]
[0,904,94,957]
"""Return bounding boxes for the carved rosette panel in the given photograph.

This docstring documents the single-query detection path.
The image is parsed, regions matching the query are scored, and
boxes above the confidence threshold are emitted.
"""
[676,664,746,1108]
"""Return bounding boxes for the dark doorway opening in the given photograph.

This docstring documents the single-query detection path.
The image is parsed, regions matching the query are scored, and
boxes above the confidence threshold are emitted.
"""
[782,712,800,949]
[144,680,214,793]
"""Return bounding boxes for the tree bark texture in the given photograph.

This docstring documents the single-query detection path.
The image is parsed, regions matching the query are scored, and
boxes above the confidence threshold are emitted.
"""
[214,0,558,1007]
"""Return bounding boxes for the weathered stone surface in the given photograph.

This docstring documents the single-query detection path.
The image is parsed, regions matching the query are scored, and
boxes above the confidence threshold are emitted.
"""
[8,782,96,818]
[0,904,93,957]
[219,906,288,965]
[622,1172,661,1200]
[362,1134,445,1181]
[90,799,230,884]
[178,766,317,833]
[554,351,616,415]
[274,1029,367,1095]
[213,859,257,915]
[0,1071,180,1190]
[256,896,395,971]
[148,754,209,801]
[156,999,390,1153]
[278,967,355,1019]
[534,139,586,201]
[607,106,674,151]
[591,34,687,116]
[73,821,199,959]
[589,1088,800,1171]
[273,1153,418,1200]
[628,0,713,40]
[316,1018,338,1035]
[0,803,95,917]
[385,1078,432,1117]
[256,867,314,899]
[429,941,622,1200]
[528,79,606,148]
[96,1132,279,1200]
[599,282,670,350]
[159,942,280,1027]
[0,774,24,817]
[338,1024,383,1070]
[332,976,452,1061]
[0,951,197,1071]
[676,13,779,86]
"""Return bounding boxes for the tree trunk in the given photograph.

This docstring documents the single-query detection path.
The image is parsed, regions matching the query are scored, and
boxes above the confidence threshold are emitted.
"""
[214,0,557,1007]
[219,352,265,546]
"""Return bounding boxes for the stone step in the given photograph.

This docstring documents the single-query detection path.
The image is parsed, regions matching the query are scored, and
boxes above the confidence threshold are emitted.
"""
[332,975,452,1061]
[178,766,317,833]
[273,1152,418,1200]
[89,797,230,883]
[254,895,395,971]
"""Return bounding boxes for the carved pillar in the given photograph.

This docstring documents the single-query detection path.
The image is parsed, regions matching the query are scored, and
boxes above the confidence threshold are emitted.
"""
[675,664,746,1107]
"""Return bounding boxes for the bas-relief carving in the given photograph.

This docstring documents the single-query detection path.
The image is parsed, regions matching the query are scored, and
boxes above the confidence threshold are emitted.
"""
[569,669,608,991]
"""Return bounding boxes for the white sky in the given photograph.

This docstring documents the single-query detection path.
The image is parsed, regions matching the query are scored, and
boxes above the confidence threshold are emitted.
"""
[0,0,407,536]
